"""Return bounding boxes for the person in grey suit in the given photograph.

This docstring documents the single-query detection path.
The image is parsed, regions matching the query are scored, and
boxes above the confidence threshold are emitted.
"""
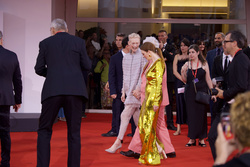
[0,31,22,167]
[35,19,91,167]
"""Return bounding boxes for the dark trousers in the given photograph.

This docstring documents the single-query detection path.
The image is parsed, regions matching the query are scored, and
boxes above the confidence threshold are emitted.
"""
[37,95,83,167]
[0,105,11,167]
[165,82,175,126]
[208,103,230,160]
[111,97,136,135]
[111,97,124,134]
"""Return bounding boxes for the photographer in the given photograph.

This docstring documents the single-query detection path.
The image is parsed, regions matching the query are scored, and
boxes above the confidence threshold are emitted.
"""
[214,92,250,167]
[208,45,232,160]
[213,30,250,160]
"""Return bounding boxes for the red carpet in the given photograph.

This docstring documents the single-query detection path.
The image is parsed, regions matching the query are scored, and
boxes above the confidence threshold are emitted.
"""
[7,113,214,166]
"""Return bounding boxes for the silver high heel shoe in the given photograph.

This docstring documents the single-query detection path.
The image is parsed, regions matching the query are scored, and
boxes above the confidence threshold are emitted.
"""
[105,143,122,153]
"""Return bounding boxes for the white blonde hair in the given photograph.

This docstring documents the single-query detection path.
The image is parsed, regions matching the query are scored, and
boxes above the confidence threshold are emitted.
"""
[128,33,140,41]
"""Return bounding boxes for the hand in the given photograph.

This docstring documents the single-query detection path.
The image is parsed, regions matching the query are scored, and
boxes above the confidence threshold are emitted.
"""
[153,105,159,112]
[159,41,164,49]
[13,104,21,112]
[214,123,237,165]
[111,94,117,99]
[121,93,125,102]
[105,82,109,91]
[211,95,217,102]
[216,88,224,99]
[132,89,140,100]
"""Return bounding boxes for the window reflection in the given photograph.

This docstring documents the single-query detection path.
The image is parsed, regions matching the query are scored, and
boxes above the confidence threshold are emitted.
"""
[77,0,245,19]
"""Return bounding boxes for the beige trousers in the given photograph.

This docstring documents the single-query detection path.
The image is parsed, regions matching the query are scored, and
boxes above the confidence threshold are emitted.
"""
[117,104,140,140]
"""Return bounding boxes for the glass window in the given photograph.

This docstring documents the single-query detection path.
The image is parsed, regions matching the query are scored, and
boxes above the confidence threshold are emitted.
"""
[77,0,245,19]
[76,21,246,109]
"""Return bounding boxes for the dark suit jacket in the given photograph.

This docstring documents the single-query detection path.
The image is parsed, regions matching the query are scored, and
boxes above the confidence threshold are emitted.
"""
[223,50,250,101]
[162,43,175,82]
[207,48,223,76]
[0,45,22,105]
[211,54,224,78]
[35,32,91,102]
[108,50,123,98]
[243,46,250,60]
[206,49,217,76]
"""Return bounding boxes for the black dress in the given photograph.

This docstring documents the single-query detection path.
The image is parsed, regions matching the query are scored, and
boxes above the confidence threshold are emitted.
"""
[185,67,208,139]
[175,59,188,124]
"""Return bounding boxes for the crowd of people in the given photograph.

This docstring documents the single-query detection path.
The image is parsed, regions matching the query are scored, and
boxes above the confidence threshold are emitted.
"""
[1,18,250,166]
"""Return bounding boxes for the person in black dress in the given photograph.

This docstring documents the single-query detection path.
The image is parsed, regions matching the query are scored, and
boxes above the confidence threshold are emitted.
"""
[181,44,213,147]
[172,38,190,135]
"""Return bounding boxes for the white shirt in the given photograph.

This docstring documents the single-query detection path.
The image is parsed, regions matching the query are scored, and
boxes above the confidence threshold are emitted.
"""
[222,53,232,69]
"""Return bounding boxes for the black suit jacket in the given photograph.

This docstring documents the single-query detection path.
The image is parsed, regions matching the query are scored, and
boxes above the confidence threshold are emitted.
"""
[223,50,250,101]
[108,50,123,98]
[35,32,91,102]
[211,54,228,90]
[0,45,22,105]
[162,43,175,82]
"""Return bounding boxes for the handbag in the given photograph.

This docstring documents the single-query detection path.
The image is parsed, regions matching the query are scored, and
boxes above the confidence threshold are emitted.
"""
[193,81,210,105]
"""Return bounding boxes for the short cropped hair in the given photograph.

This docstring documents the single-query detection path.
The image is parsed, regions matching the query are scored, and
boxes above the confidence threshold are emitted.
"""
[50,18,67,31]
[116,33,125,38]
[215,32,225,39]
[128,33,140,41]
[122,37,129,48]
[158,30,167,34]
[226,30,246,49]
[0,31,2,39]
[230,91,250,147]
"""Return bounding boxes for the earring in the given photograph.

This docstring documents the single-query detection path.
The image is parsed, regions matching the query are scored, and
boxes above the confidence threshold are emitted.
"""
[149,54,151,57]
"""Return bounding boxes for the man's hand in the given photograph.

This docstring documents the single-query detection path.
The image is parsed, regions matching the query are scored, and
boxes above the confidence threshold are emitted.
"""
[105,82,109,91]
[159,41,164,49]
[13,104,21,112]
[121,93,125,102]
[111,94,117,99]
[216,88,224,99]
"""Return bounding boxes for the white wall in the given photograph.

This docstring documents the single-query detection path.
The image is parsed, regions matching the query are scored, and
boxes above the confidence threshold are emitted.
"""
[0,0,52,113]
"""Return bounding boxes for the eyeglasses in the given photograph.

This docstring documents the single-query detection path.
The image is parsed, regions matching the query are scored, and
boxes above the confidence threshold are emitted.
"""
[223,40,234,44]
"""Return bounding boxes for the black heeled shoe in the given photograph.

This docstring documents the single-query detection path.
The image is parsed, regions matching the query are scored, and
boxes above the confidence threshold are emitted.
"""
[198,141,206,147]
[185,140,196,147]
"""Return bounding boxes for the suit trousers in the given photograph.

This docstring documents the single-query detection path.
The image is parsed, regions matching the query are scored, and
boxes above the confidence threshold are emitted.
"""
[208,103,230,160]
[111,97,124,134]
[0,105,11,167]
[37,95,83,167]
[165,82,175,126]
[117,104,140,140]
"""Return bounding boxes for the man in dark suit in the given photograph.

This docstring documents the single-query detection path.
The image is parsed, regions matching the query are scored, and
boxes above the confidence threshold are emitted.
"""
[208,46,231,160]
[215,30,250,160]
[206,32,225,123]
[35,19,91,167]
[206,32,225,76]
[158,30,176,130]
[102,36,136,137]
[0,31,22,167]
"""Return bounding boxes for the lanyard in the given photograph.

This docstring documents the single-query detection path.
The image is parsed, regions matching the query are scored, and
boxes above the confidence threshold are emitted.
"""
[191,60,199,78]
[234,49,242,56]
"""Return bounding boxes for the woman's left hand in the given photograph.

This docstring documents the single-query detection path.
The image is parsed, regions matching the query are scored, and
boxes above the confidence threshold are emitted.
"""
[132,89,140,99]
[153,105,159,112]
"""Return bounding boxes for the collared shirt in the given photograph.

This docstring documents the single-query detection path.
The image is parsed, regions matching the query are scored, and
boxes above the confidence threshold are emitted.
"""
[122,50,129,57]
[222,53,232,69]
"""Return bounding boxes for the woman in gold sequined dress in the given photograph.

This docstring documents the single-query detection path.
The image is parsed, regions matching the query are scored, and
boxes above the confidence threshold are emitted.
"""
[137,38,167,165]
